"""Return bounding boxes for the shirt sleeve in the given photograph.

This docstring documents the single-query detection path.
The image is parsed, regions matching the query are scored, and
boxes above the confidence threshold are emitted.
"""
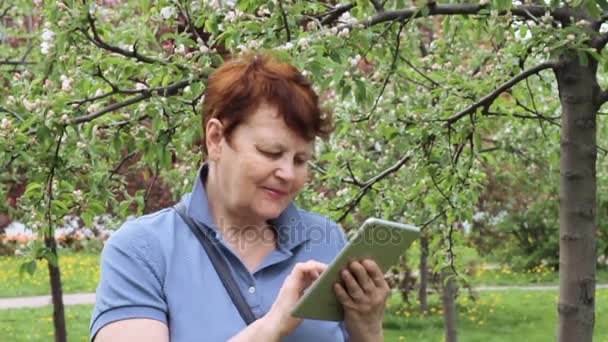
[89,221,168,341]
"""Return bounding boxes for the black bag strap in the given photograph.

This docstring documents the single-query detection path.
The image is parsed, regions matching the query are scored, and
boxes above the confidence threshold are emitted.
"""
[172,201,257,325]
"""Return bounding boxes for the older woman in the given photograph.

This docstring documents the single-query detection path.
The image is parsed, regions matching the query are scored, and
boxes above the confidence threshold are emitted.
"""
[90,53,389,342]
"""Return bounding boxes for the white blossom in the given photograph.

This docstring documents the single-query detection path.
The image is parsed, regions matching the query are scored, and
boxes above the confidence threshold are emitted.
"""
[566,34,575,41]
[23,99,37,111]
[87,103,100,113]
[337,28,350,38]
[160,6,176,20]
[60,114,70,124]
[40,27,55,55]
[135,82,148,90]
[199,45,209,53]
[306,21,318,31]
[59,75,72,91]
[7,96,15,105]
[175,44,186,54]
[1,118,12,130]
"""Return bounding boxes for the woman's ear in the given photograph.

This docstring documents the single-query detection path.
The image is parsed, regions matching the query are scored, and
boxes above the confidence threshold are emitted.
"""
[205,118,224,161]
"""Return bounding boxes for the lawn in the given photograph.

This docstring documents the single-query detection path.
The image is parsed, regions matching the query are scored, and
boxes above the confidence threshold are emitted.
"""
[0,290,606,342]
[383,288,608,342]
[0,253,99,298]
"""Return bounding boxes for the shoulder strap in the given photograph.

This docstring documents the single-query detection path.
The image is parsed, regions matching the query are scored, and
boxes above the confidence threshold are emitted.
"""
[172,201,257,326]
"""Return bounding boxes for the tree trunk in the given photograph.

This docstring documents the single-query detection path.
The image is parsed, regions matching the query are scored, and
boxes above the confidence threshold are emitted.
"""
[554,55,598,342]
[45,236,67,342]
[441,269,458,342]
[419,233,429,312]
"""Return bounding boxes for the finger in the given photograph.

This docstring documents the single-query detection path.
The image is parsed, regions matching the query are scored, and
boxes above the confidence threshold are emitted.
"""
[361,259,387,288]
[333,282,354,306]
[341,269,365,301]
[348,261,375,293]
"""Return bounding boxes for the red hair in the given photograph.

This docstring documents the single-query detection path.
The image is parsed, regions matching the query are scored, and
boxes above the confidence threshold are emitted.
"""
[202,52,333,153]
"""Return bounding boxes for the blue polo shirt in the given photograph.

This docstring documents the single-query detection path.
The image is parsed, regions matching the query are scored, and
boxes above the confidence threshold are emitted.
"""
[90,164,350,341]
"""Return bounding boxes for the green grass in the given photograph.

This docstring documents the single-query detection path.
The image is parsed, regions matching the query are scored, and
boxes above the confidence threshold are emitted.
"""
[0,304,92,342]
[382,288,608,342]
[0,290,606,342]
[1,252,607,298]
[470,263,608,286]
[0,253,99,298]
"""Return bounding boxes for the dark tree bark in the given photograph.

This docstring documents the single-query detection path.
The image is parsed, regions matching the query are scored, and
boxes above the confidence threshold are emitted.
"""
[441,269,458,342]
[45,236,67,342]
[419,233,429,312]
[554,54,598,342]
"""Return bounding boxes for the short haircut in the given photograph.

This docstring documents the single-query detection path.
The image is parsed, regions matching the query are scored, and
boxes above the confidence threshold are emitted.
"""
[202,52,333,153]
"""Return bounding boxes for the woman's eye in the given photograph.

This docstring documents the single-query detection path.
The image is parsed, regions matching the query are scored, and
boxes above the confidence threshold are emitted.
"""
[260,150,282,158]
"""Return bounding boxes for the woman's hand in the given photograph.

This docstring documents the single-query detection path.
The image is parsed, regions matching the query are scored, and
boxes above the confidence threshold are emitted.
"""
[334,259,390,342]
[265,260,328,339]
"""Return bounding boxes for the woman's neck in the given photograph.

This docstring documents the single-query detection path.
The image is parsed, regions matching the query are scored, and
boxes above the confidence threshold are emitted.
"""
[205,164,275,248]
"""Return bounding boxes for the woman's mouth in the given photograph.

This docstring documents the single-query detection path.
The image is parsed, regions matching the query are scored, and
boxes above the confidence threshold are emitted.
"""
[262,187,288,199]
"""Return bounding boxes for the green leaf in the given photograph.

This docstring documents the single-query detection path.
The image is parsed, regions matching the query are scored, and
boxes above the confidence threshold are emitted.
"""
[25,182,43,196]
[598,0,608,11]
[584,0,601,19]
[20,260,37,276]
[42,249,58,267]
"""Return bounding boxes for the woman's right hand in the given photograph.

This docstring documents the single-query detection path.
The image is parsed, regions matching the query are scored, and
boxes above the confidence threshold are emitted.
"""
[265,260,328,338]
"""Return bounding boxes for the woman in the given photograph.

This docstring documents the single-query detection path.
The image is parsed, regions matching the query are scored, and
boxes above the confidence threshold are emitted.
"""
[90,52,389,342]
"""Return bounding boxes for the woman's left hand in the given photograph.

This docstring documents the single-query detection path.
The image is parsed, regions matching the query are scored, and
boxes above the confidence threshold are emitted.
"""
[334,259,390,342]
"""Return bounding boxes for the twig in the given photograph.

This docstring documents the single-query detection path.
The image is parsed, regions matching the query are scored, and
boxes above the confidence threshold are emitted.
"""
[336,153,412,222]
[108,151,138,181]
[418,209,447,230]
[353,19,407,122]
[277,0,291,42]
[143,162,160,214]
[399,55,439,87]
[346,161,364,186]
[429,171,455,209]
[0,105,24,122]
[0,60,35,66]
[483,110,560,126]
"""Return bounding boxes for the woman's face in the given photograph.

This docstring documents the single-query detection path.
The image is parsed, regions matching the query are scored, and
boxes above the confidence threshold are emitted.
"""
[208,102,314,225]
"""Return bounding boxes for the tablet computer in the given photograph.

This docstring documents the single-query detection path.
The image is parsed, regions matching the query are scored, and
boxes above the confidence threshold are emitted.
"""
[291,218,420,321]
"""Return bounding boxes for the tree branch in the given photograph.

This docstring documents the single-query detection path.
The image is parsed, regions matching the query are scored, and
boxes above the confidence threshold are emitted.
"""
[0,105,24,122]
[320,3,357,25]
[370,0,384,13]
[336,153,412,222]
[340,4,573,30]
[82,12,186,70]
[0,59,35,66]
[354,20,407,122]
[277,0,292,42]
[108,151,138,181]
[596,88,608,107]
[69,78,197,125]
[442,61,558,126]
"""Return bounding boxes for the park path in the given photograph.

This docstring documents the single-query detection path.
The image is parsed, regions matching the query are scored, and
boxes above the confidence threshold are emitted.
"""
[1,284,608,310]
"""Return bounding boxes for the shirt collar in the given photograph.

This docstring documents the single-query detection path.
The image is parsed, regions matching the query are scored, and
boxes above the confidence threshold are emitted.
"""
[184,163,311,251]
